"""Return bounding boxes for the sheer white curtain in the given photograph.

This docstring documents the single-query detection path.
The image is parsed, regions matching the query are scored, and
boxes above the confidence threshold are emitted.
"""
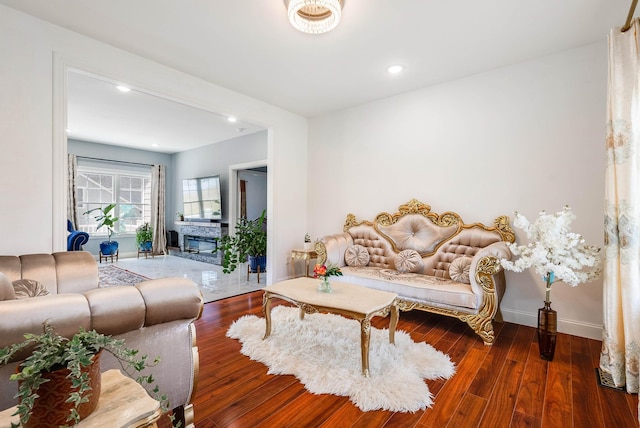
[151,164,167,255]
[67,154,78,228]
[600,20,640,418]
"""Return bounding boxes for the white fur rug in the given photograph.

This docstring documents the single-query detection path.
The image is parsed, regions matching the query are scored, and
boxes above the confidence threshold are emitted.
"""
[226,306,456,412]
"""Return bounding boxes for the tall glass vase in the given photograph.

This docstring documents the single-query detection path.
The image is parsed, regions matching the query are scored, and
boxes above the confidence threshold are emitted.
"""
[538,300,557,361]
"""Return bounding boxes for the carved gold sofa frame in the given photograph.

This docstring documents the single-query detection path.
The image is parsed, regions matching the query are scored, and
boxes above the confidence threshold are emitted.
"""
[315,199,514,345]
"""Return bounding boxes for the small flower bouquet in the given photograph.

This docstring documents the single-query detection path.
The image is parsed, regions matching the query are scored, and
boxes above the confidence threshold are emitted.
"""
[500,205,602,303]
[313,263,342,293]
[313,263,343,279]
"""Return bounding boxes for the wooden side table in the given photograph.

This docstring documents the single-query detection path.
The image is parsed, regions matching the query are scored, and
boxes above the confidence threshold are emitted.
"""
[289,248,318,278]
[0,369,161,427]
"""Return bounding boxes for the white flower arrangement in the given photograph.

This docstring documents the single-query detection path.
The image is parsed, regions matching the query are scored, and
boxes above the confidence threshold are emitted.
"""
[500,206,602,302]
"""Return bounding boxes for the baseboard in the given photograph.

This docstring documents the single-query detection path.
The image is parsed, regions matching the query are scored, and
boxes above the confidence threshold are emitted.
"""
[501,308,603,340]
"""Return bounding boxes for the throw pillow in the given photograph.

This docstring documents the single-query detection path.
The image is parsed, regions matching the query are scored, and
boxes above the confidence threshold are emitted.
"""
[12,279,50,299]
[344,244,370,267]
[449,256,472,284]
[394,249,424,273]
[0,272,16,300]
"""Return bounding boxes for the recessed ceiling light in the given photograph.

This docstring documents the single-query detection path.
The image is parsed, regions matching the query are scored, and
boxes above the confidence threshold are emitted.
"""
[227,117,237,123]
[387,65,405,74]
[115,85,131,93]
[151,143,159,147]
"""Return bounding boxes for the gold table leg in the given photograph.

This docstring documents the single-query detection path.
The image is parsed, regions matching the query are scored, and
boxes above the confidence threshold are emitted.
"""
[360,318,372,377]
[389,301,398,344]
[262,292,272,339]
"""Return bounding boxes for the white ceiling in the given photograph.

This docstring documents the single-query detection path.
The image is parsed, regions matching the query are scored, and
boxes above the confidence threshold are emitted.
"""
[1,0,634,151]
[67,71,263,153]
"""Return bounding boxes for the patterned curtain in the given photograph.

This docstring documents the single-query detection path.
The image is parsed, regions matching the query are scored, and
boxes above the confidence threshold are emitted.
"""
[600,19,640,418]
[151,164,167,255]
[67,154,79,229]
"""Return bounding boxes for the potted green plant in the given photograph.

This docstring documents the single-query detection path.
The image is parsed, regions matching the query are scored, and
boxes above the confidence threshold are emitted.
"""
[304,233,313,250]
[84,203,119,256]
[136,223,154,252]
[220,209,267,274]
[0,324,168,427]
[176,212,184,222]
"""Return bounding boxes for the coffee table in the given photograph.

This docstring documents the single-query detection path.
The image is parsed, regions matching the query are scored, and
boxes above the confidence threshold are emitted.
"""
[262,277,399,377]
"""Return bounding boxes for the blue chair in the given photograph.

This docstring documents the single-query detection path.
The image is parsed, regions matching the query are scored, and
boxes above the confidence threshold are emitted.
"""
[67,220,89,251]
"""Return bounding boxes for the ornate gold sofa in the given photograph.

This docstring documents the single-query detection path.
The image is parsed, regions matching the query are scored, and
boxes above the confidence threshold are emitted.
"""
[315,199,514,345]
[0,251,203,427]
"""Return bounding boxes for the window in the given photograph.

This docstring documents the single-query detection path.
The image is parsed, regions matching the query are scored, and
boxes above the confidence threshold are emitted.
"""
[76,163,151,236]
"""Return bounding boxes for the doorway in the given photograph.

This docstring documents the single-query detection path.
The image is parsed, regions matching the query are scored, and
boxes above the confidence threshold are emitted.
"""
[228,161,268,234]
[238,167,267,221]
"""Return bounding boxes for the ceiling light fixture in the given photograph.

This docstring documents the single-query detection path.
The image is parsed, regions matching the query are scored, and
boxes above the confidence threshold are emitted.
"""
[227,116,237,123]
[284,0,344,34]
[387,65,405,74]
[115,85,131,93]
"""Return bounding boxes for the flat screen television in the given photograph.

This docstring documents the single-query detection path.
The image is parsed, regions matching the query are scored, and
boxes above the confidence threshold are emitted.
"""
[182,175,222,220]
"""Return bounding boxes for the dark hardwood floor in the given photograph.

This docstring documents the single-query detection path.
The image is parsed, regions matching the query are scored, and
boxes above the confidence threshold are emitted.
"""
[161,291,639,428]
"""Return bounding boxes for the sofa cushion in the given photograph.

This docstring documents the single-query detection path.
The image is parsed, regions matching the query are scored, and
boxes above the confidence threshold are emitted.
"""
[378,214,459,254]
[84,287,146,335]
[0,294,92,350]
[338,266,477,310]
[136,278,204,326]
[345,244,370,267]
[449,256,472,284]
[0,273,15,301]
[394,249,424,273]
[12,279,50,299]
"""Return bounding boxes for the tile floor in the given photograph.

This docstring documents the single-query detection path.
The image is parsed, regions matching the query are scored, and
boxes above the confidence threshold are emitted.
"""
[109,255,264,303]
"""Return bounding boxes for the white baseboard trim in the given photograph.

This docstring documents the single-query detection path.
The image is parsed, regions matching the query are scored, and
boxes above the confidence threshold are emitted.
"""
[501,308,603,341]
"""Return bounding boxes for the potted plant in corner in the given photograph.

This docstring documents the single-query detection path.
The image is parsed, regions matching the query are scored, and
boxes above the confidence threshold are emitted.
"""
[136,222,153,252]
[0,324,168,428]
[220,209,267,275]
[84,203,119,256]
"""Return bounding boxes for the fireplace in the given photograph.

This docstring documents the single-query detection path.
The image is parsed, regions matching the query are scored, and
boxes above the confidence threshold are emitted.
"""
[171,221,228,265]
[184,235,218,254]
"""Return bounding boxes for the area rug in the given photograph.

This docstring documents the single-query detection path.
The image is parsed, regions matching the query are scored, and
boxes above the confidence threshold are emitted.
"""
[226,306,456,412]
[98,265,150,287]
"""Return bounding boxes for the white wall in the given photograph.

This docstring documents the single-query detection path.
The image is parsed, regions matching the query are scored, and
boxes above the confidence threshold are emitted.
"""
[308,43,607,339]
[0,5,308,283]
[173,131,267,223]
